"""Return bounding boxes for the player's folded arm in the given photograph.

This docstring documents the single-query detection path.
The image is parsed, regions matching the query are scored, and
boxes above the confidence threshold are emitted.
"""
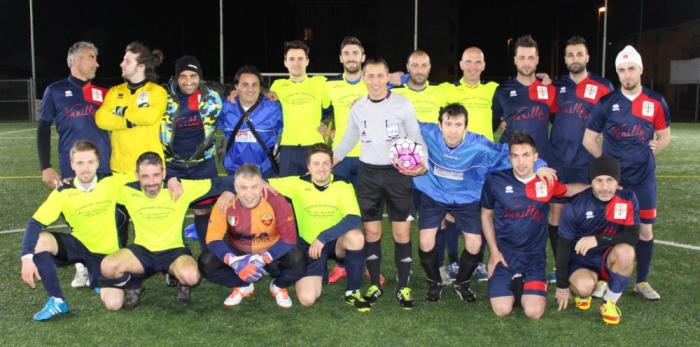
[20,218,46,257]
[316,214,361,244]
[555,237,574,289]
[596,224,640,247]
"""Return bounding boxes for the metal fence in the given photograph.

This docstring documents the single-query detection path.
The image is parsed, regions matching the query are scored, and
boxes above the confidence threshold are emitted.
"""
[0,79,36,122]
[1,73,341,122]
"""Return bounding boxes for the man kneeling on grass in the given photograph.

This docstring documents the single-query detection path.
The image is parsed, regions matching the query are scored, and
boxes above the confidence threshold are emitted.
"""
[555,156,639,325]
[199,164,304,308]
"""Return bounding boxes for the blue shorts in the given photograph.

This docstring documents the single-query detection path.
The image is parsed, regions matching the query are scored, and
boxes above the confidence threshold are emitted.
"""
[623,181,656,224]
[127,244,191,277]
[488,254,547,298]
[51,232,106,287]
[418,193,481,234]
[279,145,310,177]
[333,156,360,186]
[298,239,339,277]
[568,247,612,281]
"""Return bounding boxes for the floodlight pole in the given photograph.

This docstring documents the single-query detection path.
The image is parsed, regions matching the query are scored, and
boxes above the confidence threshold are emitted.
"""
[219,0,224,85]
[601,0,608,77]
[413,0,418,50]
[29,0,37,120]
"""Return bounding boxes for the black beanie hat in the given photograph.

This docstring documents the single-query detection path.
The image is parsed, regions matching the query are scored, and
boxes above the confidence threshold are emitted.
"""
[589,156,620,182]
[175,55,202,77]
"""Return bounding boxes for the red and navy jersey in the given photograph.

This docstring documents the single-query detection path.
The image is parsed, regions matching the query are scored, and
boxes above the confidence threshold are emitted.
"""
[39,76,111,177]
[481,169,567,254]
[170,90,205,159]
[551,74,613,167]
[492,79,557,164]
[558,188,640,255]
[587,87,671,184]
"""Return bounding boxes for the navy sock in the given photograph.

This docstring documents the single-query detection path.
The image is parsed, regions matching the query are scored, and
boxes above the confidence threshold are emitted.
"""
[445,222,459,263]
[344,249,365,291]
[636,239,654,282]
[456,250,479,284]
[548,224,558,258]
[608,270,631,293]
[365,240,382,286]
[395,241,413,288]
[419,247,441,282]
[34,252,63,299]
[194,213,210,251]
[435,227,447,267]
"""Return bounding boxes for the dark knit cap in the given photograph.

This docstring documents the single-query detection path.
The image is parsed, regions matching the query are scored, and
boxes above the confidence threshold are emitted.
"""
[589,156,620,182]
[175,55,202,77]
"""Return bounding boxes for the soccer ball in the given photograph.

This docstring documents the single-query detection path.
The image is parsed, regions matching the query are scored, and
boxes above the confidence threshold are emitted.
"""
[389,138,424,171]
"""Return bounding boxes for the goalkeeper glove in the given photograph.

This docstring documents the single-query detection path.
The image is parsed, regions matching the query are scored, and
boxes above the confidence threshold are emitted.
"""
[224,253,263,283]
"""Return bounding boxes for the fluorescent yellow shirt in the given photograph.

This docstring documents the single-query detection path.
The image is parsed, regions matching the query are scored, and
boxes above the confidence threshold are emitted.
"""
[270,75,331,146]
[32,175,131,254]
[326,74,367,157]
[117,179,211,252]
[96,81,167,174]
[269,175,360,244]
[392,83,448,124]
[441,79,499,141]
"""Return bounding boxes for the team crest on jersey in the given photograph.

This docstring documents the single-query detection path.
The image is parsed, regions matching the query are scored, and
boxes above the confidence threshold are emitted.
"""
[137,91,150,107]
[261,213,273,226]
[559,86,567,94]
[91,88,103,102]
[510,90,518,97]
[583,84,598,100]
[227,216,237,226]
[585,210,594,219]
[534,181,548,198]
[642,101,655,117]
[613,203,628,220]
[612,104,620,112]
[505,185,514,194]
[65,90,73,97]
[536,86,549,99]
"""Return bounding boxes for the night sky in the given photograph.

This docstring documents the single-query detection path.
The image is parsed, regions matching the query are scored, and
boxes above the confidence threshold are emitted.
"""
[2,0,699,92]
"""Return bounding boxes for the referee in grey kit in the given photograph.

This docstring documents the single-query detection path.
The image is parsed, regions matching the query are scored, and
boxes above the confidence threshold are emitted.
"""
[333,57,427,309]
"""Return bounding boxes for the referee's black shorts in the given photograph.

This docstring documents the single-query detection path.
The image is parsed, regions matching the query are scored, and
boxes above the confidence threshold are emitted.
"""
[356,162,415,222]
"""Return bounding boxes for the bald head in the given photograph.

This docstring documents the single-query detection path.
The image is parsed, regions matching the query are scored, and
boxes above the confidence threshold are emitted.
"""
[459,47,485,85]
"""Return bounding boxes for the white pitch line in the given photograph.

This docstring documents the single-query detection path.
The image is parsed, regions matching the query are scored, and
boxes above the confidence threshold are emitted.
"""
[0,224,67,234]
[0,222,699,252]
[654,239,700,251]
[0,128,35,136]
[0,136,36,139]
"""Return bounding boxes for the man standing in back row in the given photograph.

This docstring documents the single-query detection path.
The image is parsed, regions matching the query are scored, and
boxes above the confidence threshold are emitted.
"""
[583,45,671,300]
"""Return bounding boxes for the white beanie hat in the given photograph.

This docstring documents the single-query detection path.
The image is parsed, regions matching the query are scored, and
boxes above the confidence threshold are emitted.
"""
[615,45,643,70]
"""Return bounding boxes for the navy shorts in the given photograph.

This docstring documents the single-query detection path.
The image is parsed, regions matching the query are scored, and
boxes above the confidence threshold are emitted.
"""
[167,158,219,208]
[550,159,589,204]
[623,181,656,224]
[333,156,360,186]
[167,158,218,180]
[127,244,191,277]
[279,145,310,177]
[568,247,612,281]
[488,253,547,298]
[51,232,106,287]
[418,193,481,234]
[298,239,339,277]
[356,163,415,222]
